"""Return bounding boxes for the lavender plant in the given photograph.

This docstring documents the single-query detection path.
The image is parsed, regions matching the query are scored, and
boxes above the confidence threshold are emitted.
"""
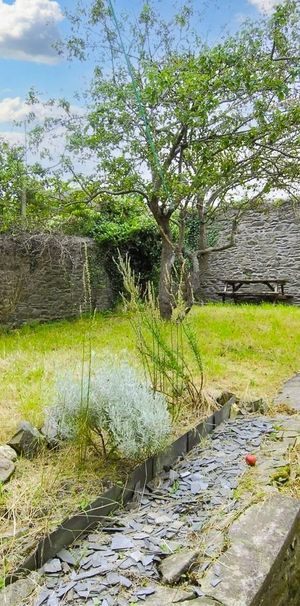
[93,362,170,458]
[44,361,170,460]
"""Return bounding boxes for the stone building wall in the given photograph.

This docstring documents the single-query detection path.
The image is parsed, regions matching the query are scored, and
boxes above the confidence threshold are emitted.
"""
[198,202,300,304]
[0,234,113,326]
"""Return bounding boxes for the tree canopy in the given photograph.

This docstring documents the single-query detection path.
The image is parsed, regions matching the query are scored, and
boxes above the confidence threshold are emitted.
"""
[11,1,300,316]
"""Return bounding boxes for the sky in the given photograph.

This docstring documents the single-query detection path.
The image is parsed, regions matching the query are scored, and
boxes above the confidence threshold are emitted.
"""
[0,0,284,148]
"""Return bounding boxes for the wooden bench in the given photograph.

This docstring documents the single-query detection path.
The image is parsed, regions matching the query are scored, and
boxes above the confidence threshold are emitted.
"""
[218,279,293,304]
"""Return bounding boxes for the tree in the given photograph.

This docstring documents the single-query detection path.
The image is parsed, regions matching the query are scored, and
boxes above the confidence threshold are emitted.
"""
[0,139,60,232]
[30,0,300,318]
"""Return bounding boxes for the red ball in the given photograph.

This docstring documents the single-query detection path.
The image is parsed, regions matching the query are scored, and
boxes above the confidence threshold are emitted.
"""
[245,454,257,466]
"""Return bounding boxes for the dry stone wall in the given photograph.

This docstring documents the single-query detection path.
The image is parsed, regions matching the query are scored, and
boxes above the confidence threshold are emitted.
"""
[198,202,300,304]
[0,234,113,326]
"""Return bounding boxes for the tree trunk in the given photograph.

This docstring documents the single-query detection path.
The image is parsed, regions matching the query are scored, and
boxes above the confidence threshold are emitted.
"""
[189,196,207,300]
[197,196,207,251]
[158,232,175,320]
[190,252,201,298]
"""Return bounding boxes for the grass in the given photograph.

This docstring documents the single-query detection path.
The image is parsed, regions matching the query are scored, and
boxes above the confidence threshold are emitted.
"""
[1,303,300,443]
[1,303,300,575]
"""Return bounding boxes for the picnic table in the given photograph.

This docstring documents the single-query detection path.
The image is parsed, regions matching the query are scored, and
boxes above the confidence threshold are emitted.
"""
[218,278,293,304]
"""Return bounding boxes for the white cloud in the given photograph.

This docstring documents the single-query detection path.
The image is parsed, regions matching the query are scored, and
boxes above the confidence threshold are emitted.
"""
[0,96,87,171]
[0,0,63,64]
[0,97,28,122]
[248,0,282,13]
[0,130,24,145]
[0,96,85,125]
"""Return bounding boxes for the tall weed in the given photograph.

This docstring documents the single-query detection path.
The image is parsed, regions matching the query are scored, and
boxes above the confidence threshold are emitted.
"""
[117,254,204,419]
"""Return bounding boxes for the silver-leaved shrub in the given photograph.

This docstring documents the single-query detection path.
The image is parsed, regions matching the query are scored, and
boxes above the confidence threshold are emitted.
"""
[44,361,171,459]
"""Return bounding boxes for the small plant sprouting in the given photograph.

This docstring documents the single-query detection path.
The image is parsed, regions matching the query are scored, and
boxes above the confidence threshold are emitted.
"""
[171,479,180,493]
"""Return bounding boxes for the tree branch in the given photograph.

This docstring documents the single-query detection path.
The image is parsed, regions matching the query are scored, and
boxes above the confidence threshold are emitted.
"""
[89,188,150,203]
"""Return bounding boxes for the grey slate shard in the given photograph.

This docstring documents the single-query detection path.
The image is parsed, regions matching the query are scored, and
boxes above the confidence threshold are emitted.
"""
[106,572,121,586]
[214,564,221,577]
[190,481,208,494]
[33,589,50,606]
[119,575,133,588]
[44,558,62,574]
[111,534,134,550]
[193,587,205,597]
[56,548,76,565]
[135,586,156,597]
[118,558,135,570]
[169,469,179,482]
[55,581,76,598]
[90,553,110,568]
[129,550,143,562]
[210,577,222,587]
[88,542,108,551]
[73,565,110,581]
[90,583,107,594]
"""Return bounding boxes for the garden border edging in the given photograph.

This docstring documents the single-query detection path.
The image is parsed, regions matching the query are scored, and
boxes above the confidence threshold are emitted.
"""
[8,397,235,584]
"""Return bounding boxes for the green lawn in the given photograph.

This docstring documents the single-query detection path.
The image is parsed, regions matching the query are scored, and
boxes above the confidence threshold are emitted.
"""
[1,303,300,575]
[1,304,300,443]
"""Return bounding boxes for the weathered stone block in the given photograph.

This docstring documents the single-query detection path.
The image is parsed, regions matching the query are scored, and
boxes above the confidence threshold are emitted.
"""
[142,586,196,605]
[179,600,220,606]
[274,374,300,411]
[159,549,199,584]
[0,456,15,483]
[199,495,300,606]
[0,444,17,461]
[0,572,41,606]
[8,421,44,458]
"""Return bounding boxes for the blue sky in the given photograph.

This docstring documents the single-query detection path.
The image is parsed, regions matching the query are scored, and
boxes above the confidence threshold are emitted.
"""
[0,0,281,144]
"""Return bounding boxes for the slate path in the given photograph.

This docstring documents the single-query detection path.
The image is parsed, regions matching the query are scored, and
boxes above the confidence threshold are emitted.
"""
[33,416,277,606]
[274,372,300,410]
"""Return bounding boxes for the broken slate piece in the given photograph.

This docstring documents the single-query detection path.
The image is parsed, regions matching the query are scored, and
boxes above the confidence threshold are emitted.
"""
[118,558,134,570]
[190,480,208,494]
[142,555,154,567]
[111,534,134,550]
[214,564,221,577]
[129,550,143,563]
[57,548,76,565]
[73,566,110,581]
[119,575,132,588]
[44,558,62,574]
[210,577,222,587]
[55,581,76,598]
[106,572,122,586]
[169,469,179,482]
[135,587,156,597]
[33,589,51,606]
